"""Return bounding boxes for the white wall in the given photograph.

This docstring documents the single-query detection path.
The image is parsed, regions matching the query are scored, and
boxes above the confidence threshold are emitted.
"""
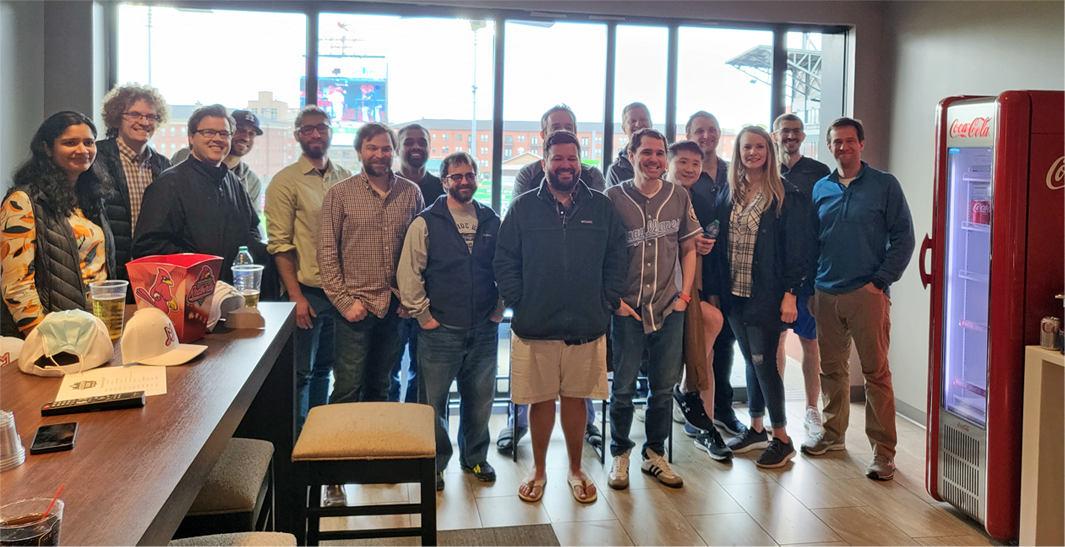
[0,1,45,191]
[883,1,1065,420]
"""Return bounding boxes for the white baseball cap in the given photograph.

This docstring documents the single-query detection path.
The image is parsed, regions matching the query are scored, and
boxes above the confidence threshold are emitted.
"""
[207,281,246,332]
[121,308,207,366]
[19,310,114,377]
[1,336,25,368]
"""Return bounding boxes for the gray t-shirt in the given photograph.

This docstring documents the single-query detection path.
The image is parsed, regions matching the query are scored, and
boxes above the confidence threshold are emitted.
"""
[451,206,478,253]
[605,180,702,333]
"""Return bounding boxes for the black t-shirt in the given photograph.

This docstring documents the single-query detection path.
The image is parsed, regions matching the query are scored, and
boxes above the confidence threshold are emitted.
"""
[416,173,445,204]
[781,156,831,201]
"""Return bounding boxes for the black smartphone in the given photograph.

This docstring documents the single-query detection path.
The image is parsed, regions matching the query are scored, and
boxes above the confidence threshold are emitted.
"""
[29,423,77,455]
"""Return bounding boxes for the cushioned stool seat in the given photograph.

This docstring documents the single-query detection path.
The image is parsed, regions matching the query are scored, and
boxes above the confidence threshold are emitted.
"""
[293,402,437,546]
[174,438,275,538]
[169,532,296,546]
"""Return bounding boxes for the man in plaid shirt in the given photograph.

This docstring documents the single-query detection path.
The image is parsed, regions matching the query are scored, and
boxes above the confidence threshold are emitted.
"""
[317,123,424,404]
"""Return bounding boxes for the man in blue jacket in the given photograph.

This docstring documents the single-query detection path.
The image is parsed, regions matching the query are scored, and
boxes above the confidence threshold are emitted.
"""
[495,130,628,504]
[802,117,915,483]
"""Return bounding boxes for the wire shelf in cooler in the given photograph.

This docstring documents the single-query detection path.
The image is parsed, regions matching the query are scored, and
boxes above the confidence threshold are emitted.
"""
[960,221,991,233]
[959,318,987,332]
[958,270,989,283]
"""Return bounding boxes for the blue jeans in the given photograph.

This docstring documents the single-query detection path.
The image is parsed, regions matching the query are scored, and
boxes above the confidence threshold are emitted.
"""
[728,299,787,429]
[418,321,499,471]
[296,286,336,433]
[388,318,420,403]
[330,297,404,404]
[610,311,685,457]
[508,399,595,429]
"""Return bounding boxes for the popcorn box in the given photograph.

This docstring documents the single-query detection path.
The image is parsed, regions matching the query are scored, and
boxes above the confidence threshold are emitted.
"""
[127,254,222,343]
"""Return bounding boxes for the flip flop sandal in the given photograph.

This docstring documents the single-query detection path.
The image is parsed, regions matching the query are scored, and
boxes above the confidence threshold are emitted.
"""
[568,476,597,504]
[517,477,547,503]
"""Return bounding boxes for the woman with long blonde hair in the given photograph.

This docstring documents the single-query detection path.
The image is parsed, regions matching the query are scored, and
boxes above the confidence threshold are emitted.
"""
[707,125,809,469]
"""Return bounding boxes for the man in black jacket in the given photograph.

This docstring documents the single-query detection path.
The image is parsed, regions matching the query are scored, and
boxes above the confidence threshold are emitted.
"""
[132,104,265,284]
[96,84,172,282]
[605,102,652,187]
[495,131,628,504]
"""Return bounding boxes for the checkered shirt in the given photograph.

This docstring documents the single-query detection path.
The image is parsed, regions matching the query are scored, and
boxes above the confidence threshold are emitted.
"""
[317,171,424,318]
[728,191,765,298]
[116,138,157,231]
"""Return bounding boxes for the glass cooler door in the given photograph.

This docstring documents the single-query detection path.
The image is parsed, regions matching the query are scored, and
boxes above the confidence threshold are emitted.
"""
[941,146,994,427]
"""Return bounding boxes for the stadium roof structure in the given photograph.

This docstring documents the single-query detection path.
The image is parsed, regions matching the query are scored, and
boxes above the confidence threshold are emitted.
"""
[724,44,822,102]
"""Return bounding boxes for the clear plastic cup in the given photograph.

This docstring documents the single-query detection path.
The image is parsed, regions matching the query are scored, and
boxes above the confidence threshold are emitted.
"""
[0,498,62,546]
[231,265,264,308]
[89,280,129,340]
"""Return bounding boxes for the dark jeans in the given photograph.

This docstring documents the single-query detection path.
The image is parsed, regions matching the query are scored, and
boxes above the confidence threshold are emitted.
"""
[728,298,787,429]
[296,286,336,433]
[418,321,498,471]
[610,311,685,457]
[389,318,420,403]
[508,399,595,429]
[330,296,404,404]
[712,319,739,421]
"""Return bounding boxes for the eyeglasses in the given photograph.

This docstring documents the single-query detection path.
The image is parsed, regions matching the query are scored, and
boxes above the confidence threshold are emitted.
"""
[123,112,160,123]
[298,124,331,136]
[195,129,233,139]
[444,173,477,183]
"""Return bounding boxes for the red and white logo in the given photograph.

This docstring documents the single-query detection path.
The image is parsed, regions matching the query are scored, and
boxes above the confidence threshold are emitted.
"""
[949,117,992,139]
[1047,156,1064,190]
[164,324,176,347]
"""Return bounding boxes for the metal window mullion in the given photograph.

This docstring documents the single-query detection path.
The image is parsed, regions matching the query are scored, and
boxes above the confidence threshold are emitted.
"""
[491,16,505,213]
[770,25,787,124]
[305,7,319,108]
[665,23,679,143]
[602,22,617,175]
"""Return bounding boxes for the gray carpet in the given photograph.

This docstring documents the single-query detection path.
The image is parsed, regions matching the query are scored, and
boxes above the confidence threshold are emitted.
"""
[322,524,560,546]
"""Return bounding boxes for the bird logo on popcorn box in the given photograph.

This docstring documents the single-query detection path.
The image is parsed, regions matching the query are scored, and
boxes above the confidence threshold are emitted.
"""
[126,254,223,343]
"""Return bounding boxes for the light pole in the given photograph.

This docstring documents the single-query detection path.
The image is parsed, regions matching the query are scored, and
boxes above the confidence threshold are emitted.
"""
[470,20,486,174]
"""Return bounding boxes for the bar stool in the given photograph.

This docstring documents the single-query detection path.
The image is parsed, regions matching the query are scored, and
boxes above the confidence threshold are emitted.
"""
[169,532,295,546]
[173,438,275,538]
[292,402,436,546]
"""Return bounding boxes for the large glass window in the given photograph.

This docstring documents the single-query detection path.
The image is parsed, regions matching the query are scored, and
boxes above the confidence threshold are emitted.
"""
[675,27,773,160]
[116,6,306,215]
[318,14,495,184]
[501,21,606,213]
[613,25,668,168]
[785,31,824,160]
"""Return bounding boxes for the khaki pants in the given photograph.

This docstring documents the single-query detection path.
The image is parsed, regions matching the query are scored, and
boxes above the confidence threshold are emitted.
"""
[813,288,897,458]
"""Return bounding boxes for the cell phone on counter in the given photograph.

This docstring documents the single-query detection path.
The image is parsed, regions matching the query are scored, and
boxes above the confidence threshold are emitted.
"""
[29,422,77,454]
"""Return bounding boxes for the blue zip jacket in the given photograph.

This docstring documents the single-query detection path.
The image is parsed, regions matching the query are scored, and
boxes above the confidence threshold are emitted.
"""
[813,161,915,296]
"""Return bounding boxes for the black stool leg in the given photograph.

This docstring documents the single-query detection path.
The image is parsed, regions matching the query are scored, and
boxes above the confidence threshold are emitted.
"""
[420,459,437,546]
[600,399,607,464]
[307,481,321,546]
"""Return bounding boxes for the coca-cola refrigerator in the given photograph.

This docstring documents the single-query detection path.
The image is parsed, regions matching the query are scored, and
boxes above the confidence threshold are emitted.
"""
[919,90,1064,541]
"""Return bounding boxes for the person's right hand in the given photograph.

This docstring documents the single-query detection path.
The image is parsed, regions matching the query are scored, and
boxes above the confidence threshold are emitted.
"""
[343,300,368,322]
[694,234,715,255]
[616,300,643,322]
[292,294,317,329]
[422,318,441,330]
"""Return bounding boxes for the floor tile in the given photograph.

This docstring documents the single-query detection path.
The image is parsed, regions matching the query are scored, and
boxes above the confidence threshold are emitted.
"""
[474,495,551,528]
[913,534,995,546]
[722,481,842,545]
[841,478,977,538]
[687,512,778,546]
[813,506,916,545]
[601,485,707,546]
[552,520,635,546]
[658,461,744,516]
[769,458,868,509]
[539,474,617,522]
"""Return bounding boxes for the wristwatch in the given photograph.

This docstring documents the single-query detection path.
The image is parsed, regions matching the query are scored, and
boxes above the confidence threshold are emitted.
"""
[677,292,691,303]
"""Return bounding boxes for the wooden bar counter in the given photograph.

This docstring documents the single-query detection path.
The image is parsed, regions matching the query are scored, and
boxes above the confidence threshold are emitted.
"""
[0,302,297,546]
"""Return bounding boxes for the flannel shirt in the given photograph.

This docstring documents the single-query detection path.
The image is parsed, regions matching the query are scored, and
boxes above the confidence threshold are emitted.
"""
[116,138,156,232]
[728,191,764,298]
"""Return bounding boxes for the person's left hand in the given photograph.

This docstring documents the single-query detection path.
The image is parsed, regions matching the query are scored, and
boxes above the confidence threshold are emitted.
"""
[694,234,715,256]
[781,293,798,323]
[397,306,411,319]
[674,298,689,312]
[490,310,505,323]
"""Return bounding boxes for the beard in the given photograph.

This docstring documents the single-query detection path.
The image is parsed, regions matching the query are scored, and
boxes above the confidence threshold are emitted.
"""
[546,167,579,193]
[448,184,475,203]
[300,140,328,160]
[364,161,392,177]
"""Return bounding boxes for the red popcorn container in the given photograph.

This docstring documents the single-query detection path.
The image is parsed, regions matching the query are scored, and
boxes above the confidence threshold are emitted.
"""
[126,253,222,343]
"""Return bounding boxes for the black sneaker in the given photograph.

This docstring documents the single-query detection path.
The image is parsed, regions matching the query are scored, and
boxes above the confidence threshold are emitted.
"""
[436,472,445,491]
[462,461,497,482]
[726,427,769,453]
[694,428,733,461]
[713,413,749,438]
[755,438,796,468]
[672,385,715,431]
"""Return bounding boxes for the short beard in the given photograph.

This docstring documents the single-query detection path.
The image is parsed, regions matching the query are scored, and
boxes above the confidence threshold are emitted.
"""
[364,162,391,178]
[448,186,474,203]
[546,170,579,193]
[300,141,328,160]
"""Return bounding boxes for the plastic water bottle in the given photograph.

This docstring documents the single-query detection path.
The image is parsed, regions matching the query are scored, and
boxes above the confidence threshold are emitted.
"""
[233,246,255,267]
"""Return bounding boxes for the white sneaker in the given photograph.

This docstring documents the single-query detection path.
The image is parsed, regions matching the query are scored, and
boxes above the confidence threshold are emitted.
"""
[608,450,630,490]
[641,449,683,488]
[804,406,824,437]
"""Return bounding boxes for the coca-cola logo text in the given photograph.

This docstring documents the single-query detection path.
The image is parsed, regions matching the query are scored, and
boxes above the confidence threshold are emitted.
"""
[971,202,991,214]
[949,117,992,139]
[1047,156,1064,190]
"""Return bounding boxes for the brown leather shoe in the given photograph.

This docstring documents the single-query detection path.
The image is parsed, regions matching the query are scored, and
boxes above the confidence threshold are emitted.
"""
[322,484,347,507]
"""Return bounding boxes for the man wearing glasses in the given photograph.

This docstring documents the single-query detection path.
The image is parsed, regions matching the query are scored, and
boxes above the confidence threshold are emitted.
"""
[133,104,266,284]
[97,83,173,282]
[397,152,503,491]
[172,110,265,215]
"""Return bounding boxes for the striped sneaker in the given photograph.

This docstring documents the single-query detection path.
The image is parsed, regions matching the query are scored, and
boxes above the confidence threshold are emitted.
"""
[641,449,683,488]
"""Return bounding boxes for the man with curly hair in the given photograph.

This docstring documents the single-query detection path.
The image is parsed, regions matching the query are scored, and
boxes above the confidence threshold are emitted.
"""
[96,83,172,283]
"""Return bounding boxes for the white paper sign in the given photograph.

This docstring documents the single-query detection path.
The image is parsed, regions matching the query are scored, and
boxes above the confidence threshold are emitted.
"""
[55,365,167,401]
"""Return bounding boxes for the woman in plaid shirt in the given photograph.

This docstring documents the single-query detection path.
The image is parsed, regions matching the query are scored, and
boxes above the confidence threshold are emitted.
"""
[707,126,809,469]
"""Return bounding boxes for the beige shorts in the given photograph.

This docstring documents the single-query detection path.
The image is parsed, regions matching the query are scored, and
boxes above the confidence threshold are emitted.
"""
[509,334,609,404]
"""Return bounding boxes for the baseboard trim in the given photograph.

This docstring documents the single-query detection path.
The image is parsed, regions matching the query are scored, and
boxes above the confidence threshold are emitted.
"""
[895,397,927,427]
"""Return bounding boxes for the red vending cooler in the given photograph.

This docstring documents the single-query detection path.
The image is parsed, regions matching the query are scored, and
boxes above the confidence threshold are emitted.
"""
[919,90,1064,541]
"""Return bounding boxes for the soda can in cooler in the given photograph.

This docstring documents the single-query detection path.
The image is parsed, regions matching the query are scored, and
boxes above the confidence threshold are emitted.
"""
[970,200,991,225]
[1040,316,1062,350]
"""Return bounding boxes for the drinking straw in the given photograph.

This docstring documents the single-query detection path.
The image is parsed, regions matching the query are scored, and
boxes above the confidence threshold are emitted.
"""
[40,484,65,521]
